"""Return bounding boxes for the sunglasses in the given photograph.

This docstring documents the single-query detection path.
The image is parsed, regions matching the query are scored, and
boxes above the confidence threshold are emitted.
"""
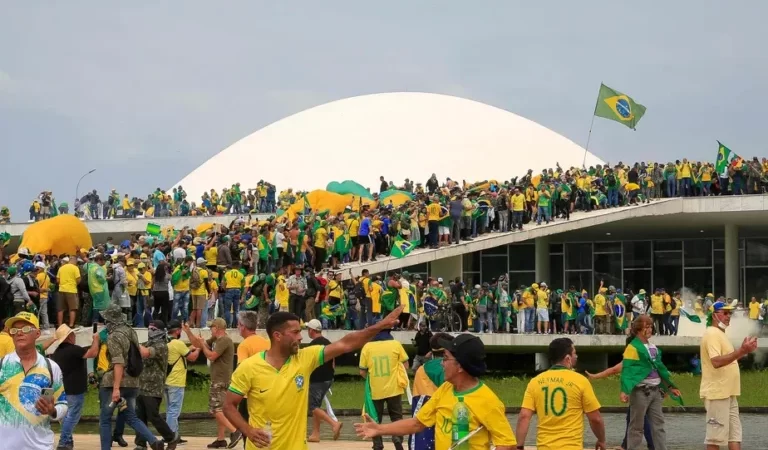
[10,326,36,335]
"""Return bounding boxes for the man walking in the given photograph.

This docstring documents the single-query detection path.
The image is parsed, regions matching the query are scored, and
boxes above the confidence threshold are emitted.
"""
[287,265,308,321]
[306,319,343,443]
[136,320,177,450]
[700,301,757,450]
[164,320,200,445]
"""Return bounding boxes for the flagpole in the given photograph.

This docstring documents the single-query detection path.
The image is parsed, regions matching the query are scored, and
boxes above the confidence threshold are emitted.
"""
[582,85,602,168]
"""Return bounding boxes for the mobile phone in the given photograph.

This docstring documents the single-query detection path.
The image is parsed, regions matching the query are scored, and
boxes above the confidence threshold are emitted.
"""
[41,388,54,401]
[93,323,98,334]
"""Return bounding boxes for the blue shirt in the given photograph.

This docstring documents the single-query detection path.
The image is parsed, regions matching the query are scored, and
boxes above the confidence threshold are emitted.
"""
[578,297,587,314]
[359,217,371,236]
[381,218,390,236]
[195,244,205,259]
[153,249,166,268]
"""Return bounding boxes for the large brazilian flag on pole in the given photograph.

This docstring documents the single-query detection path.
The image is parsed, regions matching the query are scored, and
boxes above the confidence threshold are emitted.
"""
[594,83,647,130]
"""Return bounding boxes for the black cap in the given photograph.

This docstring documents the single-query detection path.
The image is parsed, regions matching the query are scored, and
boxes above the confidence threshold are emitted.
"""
[436,334,487,377]
[167,320,182,331]
[149,320,166,330]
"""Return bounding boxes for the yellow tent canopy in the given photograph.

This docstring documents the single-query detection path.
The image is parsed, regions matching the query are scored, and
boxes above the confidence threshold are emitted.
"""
[18,215,92,256]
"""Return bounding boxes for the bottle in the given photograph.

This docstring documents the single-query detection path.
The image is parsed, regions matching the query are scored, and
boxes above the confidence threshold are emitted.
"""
[263,421,272,449]
[451,397,470,450]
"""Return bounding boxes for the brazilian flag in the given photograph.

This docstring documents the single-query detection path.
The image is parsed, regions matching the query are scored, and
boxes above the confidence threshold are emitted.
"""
[594,83,646,130]
[390,235,415,258]
[614,294,628,330]
[715,141,742,178]
[362,376,379,423]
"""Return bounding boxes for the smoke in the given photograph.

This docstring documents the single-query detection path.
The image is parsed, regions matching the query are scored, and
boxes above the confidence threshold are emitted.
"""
[678,287,766,366]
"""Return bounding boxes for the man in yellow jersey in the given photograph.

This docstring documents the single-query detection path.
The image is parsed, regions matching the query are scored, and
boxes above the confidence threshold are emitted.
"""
[426,197,442,249]
[516,337,606,450]
[222,261,245,328]
[355,333,516,450]
[189,258,209,328]
[224,306,404,450]
[165,320,200,445]
[534,282,549,334]
[56,255,81,327]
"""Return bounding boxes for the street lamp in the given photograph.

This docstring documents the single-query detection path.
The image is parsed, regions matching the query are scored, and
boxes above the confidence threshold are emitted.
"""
[75,168,97,203]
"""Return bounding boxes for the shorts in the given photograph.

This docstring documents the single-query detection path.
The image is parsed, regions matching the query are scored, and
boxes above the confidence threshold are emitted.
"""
[57,292,79,311]
[356,235,372,246]
[192,295,207,310]
[537,308,549,322]
[308,380,333,413]
[439,226,449,235]
[704,397,742,446]
[209,382,228,413]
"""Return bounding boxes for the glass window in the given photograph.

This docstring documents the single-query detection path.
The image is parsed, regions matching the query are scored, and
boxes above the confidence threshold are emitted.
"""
[482,256,508,283]
[463,252,480,273]
[594,242,621,253]
[509,244,535,271]
[745,268,768,303]
[594,253,622,292]
[462,272,481,288]
[684,240,712,267]
[746,239,768,267]
[624,269,651,294]
[654,251,683,292]
[684,268,713,297]
[713,239,724,250]
[549,243,563,254]
[624,241,652,269]
[508,271,535,291]
[566,243,592,270]
[714,250,725,297]
[566,271,593,294]
[550,253,564,292]
[403,262,428,273]
[654,240,682,251]
[483,244,508,256]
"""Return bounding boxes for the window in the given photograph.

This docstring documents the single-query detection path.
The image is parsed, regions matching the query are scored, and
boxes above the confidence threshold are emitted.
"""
[745,239,768,267]
[624,241,652,269]
[684,240,712,267]
[566,243,592,270]
[654,251,683,292]
[508,271,535,291]
[566,271,592,294]
[483,244,508,256]
[594,242,621,253]
[654,240,682,251]
[463,252,480,273]
[403,262,428,273]
[462,272,481,287]
[549,253,564,292]
[714,250,725,297]
[509,244,535,271]
[482,256,508,283]
[594,253,621,293]
[684,268,713,297]
[549,243,563,254]
[744,268,768,303]
[624,269,651,294]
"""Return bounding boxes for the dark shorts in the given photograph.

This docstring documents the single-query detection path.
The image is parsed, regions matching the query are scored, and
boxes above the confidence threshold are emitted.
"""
[57,292,79,311]
[356,235,372,247]
[308,380,333,413]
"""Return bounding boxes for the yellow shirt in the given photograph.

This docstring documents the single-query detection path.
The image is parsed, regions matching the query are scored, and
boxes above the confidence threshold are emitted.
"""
[56,263,80,294]
[237,334,270,364]
[346,218,360,237]
[593,294,607,316]
[510,193,525,211]
[313,227,328,249]
[191,268,209,296]
[36,272,50,300]
[650,294,664,315]
[125,270,138,296]
[670,297,681,316]
[427,203,441,221]
[0,332,14,359]
[701,166,712,182]
[276,275,289,310]
[223,269,244,291]
[521,367,601,450]
[521,290,534,309]
[228,346,324,450]
[370,282,383,313]
[359,340,409,400]
[749,302,761,320]
[204,247,218,266]
[165,339,191,387]
[700,327,740,399]
[415,381,516,450]
[536,290,548,309]
[172,267,190,292]
[327,280,343,300]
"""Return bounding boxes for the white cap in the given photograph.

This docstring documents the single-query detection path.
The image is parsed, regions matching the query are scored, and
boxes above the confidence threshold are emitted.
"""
[34,262,46,269]
[306,319,322,331]
[61,257,70,262]
[540,282,547,287]
[437,277,443,283]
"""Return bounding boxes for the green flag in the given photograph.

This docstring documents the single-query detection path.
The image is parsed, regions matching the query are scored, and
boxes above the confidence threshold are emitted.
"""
[715,141,743,178]
[50,199,58,217]
[362,376,379,423]
[680,309,702,323]
[594,83,647,130]
[391,235,415,258]
[146,223,162,236]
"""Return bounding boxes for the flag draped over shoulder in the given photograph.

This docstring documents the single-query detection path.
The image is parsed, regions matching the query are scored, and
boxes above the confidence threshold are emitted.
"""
[620,337,683,406]
[391,235,415,258]
[594,83,647,130]
[715,141,743,178]
[362,376,379,423]
[614,294,628,330]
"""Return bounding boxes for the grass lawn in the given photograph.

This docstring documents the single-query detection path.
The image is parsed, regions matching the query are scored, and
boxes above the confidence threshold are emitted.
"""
[80,368,768,416]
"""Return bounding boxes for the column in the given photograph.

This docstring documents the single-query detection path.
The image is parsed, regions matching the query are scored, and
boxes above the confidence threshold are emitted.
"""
[535,236,550,284]
[429,254,463,282]
[725,223,739,299]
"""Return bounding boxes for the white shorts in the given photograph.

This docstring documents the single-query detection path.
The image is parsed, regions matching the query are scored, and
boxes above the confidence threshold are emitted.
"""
[439,226,449,235]
[705,397,742,446]
[537,308,549,322]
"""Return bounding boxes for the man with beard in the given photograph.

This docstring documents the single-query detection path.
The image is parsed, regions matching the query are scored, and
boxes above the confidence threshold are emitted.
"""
[223,306,403,450]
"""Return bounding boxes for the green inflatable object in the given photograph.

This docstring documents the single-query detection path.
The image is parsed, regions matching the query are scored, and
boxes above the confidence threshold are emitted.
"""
[326,180,373,200]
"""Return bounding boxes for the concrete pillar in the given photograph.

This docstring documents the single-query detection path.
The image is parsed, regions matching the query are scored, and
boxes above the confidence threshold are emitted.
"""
[535,353,550,372]
[429,254,463,282]
[535,236,550,284]
[725,224,739,300]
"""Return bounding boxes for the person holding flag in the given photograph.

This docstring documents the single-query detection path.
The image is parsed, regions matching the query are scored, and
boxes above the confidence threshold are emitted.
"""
[620,315,682,450]
[355,333,516,450]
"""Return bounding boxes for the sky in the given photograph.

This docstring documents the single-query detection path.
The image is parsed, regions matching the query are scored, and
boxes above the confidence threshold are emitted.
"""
[1,1,766,217]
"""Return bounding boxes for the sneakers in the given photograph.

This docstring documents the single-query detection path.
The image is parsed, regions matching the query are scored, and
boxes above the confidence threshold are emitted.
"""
[227,431,243,449]
[207,440,228,449]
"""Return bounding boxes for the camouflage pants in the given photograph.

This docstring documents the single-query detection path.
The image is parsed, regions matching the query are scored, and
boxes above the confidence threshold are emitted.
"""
[80,292,93,326]
[257,303,270,329]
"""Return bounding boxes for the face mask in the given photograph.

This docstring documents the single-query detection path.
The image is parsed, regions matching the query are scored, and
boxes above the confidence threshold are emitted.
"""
[716,316,728,331]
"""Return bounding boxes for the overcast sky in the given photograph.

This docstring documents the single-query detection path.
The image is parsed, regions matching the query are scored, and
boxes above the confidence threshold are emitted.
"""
[1,1,766,217]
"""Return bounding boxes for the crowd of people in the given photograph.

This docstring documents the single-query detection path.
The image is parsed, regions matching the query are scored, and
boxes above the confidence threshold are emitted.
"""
[4,156,768,226]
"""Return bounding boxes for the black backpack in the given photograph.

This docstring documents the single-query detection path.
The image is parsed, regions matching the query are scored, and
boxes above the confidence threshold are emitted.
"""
[112,329,144,378]
[0,277,13,307]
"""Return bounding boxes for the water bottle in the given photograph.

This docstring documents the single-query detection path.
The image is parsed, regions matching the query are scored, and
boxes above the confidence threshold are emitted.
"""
[451,397,470,450]
[263,421,272,449]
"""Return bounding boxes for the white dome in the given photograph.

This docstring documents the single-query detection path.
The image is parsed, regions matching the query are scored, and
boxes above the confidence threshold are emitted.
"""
[174,92,604,200]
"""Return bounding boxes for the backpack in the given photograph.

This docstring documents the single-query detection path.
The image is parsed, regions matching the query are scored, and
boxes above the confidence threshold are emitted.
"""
[110,329,144,378]
[189,268,202,291]
[353,281,366,301]
[606,174,617,187]
[0,277,13,306]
